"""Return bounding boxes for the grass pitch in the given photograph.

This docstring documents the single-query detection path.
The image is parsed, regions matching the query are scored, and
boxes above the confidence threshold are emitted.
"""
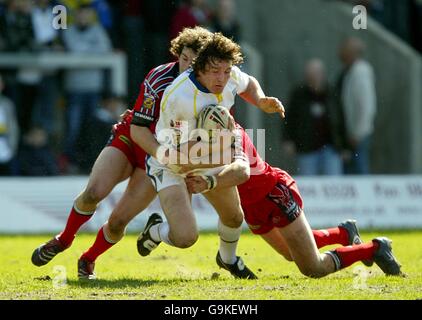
[0,231,421,300]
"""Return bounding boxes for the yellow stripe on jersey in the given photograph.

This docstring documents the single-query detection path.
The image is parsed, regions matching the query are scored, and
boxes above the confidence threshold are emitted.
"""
[231,70,238,81]
[215,93,223,103]
[161,77,189,112]
[193,89,199,118]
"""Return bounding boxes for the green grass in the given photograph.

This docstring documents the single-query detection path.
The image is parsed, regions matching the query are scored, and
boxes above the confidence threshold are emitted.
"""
[1,231,421,300]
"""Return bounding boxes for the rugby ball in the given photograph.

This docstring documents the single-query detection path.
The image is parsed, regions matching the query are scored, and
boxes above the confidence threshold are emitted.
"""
[197,104,231,131]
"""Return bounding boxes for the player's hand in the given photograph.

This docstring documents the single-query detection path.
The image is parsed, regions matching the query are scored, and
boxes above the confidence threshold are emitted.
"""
[258,97,285,118]
[185,174,208,194]
[119,109,132,121]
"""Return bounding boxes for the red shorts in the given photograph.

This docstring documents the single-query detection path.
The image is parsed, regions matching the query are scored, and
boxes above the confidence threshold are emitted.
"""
[107,120,147,170]
[243,171,303,235]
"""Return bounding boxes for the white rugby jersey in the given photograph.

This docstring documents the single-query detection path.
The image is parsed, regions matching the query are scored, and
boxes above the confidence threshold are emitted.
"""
[155,65,250,147]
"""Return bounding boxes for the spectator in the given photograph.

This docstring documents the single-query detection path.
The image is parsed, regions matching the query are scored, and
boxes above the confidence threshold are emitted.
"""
[284,59,343,176]
[0,74,19,175]
[0,0,6,50]
[75,94,125,173]
[114,0,145,105]
[18,126,58,176]
[337,37,376,174]
[143,0,177,72]
[31,0,62,135]
[0,0,36,52]
[61,0,112,29]
[91,0,113,30]
[170,0,211,40]
[209,0,241,42]
[0,0,40,135]
[62,3,112,172]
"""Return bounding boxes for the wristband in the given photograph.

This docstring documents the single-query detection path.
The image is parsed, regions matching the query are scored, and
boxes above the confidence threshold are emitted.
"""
[201,175,217,193]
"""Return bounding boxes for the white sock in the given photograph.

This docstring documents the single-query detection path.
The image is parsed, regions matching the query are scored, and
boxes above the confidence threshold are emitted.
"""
[218,219,241,264]
[150,222,174,246]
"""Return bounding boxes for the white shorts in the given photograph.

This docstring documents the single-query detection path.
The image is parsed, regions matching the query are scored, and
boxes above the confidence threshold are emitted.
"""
[145,155,227,192]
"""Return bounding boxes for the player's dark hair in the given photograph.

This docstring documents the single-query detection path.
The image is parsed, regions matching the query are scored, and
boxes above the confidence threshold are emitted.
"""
[170,26,212,57]
[191,33,244,74]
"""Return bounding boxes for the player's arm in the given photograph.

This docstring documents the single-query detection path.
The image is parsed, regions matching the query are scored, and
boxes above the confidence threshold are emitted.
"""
[177,142,235,173]
[239,75,285,118]
[185,157,250,193]
[185,132,250,193]
[176,116,238,172]
[130,125,161,158]
[177,130,232,163]
[178,113,236,159]
[131,121,232,170]
[129,90,162,158]
[130,126,232,171]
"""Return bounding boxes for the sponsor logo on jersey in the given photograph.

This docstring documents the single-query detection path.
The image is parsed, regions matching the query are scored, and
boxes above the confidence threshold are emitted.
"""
[142,93,155,109]
[269,184,301,221]
[134,112,154,122]
[170,119,184,129]
[169,120,183,147]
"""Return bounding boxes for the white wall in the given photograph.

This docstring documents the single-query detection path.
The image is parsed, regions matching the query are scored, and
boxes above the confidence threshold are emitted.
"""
[1,176,421,233]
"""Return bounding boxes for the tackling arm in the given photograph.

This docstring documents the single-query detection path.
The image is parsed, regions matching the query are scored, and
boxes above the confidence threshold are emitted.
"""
[130,124,233,172]
[130,125,161,159]
[185,156,250,193]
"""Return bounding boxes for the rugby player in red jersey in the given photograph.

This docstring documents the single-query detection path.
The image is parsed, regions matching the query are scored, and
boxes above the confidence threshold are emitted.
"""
[31,27,213,279]
[185,124,403,277]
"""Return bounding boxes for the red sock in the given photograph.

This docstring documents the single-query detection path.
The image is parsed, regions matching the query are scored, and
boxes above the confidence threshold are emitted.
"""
[58,206,94,247]
[331,241,379,269]
[80,226,116,263]
[312,227,349,248]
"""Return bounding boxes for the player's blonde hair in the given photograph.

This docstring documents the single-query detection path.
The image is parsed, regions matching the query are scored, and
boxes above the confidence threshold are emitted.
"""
[191,32,244,74]
[169,26,213,58]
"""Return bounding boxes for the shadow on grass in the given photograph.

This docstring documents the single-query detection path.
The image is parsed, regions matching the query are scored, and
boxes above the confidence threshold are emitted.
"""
[66,277,195,289]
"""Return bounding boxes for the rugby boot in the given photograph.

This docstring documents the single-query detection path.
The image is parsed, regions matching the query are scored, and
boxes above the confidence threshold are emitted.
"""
[216,252,258,280]
[372,237,402,276]
[78,257,96,280]
[137,213,163,256]
[31,236,67,266]
[339,219,373,266]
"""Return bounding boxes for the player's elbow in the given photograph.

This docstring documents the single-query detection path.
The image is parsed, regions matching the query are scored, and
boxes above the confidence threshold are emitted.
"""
[233,160,250,185]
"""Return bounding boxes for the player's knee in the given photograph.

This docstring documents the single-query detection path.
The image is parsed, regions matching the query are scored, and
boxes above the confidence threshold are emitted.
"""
[108,215,129,235]
[221,210,244,228]
[232,212,244,228]
[171,232,198,248]
[82,185,108,204]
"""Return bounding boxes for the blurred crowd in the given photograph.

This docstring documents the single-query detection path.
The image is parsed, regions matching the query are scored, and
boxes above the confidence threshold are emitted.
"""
[0,0,242,176]
[336,0,422,53]
[283,37,377,176]
[0,0,420,177]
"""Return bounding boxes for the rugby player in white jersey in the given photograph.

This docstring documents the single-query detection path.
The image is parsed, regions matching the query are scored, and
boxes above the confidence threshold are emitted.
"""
[136,33,285,279]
